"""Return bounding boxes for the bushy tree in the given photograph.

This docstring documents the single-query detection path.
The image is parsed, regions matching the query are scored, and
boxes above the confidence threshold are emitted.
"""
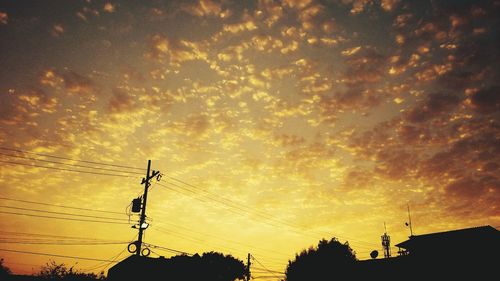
[285,238,357,281]
[38,260,105,281]
[200,251,246,281]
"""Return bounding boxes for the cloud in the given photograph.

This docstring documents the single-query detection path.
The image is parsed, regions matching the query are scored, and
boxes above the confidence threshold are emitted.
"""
[222,14,257,33]
[341,46,361,56]
[51,24,64,37]
[148,35,209,66]
[469,86,500,113]
[107,88,136,114]
[62,71,95,95]
[380,0,400,12]
[179,114,210,138]
[274,140,338,177]
[183,0,222,17]
[346,0,374,15]
[282,0,313,10]
[404,93,461,123]
[0,88,57,132]
[256,0,284,27]
[341,47,386,84]
[103,3,116,13]
[0,11,7,24]
[273,134,306,147]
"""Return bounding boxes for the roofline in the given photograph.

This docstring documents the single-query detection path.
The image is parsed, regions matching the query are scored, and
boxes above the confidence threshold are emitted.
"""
[395,225,498,248]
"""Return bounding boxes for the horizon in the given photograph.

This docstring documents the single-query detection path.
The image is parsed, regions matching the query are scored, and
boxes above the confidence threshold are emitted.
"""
[1,0,499,279]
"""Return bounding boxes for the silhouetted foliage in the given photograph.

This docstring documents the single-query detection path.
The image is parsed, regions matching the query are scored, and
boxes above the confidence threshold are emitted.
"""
[1,258,12,277]
[199,252,245,281]
[38,261,105,281]
[285,238,357,281]
[108,252,245,281]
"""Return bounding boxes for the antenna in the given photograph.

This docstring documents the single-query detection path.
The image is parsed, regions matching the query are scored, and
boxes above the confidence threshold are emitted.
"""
[381,222,391,258]
[406,204,413,237]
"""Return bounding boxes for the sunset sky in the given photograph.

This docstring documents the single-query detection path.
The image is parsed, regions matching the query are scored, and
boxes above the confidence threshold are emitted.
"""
[0,0,499,279]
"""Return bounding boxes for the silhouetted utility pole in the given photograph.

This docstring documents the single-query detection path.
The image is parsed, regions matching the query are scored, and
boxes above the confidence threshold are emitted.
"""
[135,160,160,256]
[245,253,251,281]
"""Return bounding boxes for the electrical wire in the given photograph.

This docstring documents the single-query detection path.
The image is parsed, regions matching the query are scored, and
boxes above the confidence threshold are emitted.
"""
[0,230,125,242]
[251,255,285,279]
[154,223,291,258]
[0,159,134,178]
[0,146,144,171]
[157,181,377,250]
[143,242,191,256]
[0,206,128,222]
[0,197,124,215]
[0,241,129,246]
[81,234,138,273]
[0,152,144,175]
[0,248,117,262]
[0,210,130,225]
[163,176,379,248]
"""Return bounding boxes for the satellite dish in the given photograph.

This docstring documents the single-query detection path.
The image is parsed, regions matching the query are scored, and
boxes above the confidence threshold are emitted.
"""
[370,250,379,259]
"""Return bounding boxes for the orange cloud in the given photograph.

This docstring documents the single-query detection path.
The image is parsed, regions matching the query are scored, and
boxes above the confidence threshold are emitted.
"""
[103,3,116,13]
[348,0,373,14]
[51,24,64,37]
[183,0,222,17]
[380,0,400,12]
[107,88,136,114]
[0,11,7,24]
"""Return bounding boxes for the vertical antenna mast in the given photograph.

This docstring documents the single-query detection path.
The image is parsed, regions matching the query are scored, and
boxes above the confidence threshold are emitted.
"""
[407,204,413,237]
[381,222,391,258]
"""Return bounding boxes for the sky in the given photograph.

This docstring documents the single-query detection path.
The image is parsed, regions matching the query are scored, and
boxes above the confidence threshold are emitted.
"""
[0,0,499,279]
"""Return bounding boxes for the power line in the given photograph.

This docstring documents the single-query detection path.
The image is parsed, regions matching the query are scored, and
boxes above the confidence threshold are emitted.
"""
[251,255,285,279]
[0,210,130,225]
[0,159,134,178]
[143,242,191,256]
[81,235,137,273]
[157,180,378,249]
[0,205,128,222]
[154,223,291,258]
[0,230,126,242]
[81,246,130,273]
[0,146,144,171]
[0,152,143,175]
[0,248,117,262]
[0,197,124,215]
[164,176,378,247]
[252,268,285,274]
[0,241,129,246]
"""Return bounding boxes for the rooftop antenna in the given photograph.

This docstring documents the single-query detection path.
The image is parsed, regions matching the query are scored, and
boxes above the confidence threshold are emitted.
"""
[381,222,391,258]
[405,204,414,237]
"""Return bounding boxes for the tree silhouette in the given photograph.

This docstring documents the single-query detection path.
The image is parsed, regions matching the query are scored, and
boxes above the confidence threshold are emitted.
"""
[0,258,11,278]
[108,252,245,281]
[166,252,245,281]
[38,260,105,281]
[285,238,357,281]
[200,252,245,281]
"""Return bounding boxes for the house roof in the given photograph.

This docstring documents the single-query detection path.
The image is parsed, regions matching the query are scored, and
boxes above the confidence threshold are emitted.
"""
[395,225,500,249]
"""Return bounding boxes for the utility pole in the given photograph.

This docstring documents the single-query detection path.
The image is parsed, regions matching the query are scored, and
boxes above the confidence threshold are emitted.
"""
[245,253,251,281]
[135,160,160,256]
